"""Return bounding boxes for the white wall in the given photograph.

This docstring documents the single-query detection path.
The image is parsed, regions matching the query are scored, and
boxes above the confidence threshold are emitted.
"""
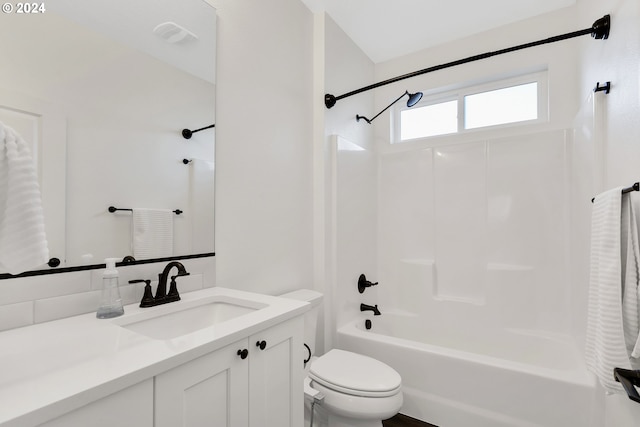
[213,0,314,295]
[323,15,376,349]
[576,0,640,424]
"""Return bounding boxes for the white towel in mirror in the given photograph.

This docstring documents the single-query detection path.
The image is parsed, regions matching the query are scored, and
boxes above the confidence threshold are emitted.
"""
[0,122,49,274]
[132,208,173,259]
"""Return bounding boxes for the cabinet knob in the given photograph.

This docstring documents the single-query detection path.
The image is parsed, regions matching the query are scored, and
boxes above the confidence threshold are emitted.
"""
[237,349,248,359]
[256,340,267,350]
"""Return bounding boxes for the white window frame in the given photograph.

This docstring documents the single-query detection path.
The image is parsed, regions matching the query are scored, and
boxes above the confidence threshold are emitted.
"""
[392,71,548,144]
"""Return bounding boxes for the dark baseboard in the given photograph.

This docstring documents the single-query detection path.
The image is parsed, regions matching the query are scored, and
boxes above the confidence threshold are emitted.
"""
[383,413,438,427]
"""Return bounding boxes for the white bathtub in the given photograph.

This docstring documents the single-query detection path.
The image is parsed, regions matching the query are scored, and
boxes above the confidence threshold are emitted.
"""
[336,314,601,427]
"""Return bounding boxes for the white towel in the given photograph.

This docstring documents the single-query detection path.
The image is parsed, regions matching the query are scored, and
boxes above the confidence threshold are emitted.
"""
[622,193,640,361]
[586,187,632,393]
[132,208,173,259]
[0,122,49,274]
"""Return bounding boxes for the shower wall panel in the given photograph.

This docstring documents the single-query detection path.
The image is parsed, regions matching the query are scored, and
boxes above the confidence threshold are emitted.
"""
[378,129,571,336]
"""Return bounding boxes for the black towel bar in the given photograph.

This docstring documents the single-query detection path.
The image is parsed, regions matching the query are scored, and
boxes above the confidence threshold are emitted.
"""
[591,182,640,203]
[108,206,183,215]
[614,368,640,404]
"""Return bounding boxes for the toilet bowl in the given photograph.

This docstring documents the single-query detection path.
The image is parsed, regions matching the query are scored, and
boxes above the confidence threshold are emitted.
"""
[308,349,403,426]
[280,290,403,427]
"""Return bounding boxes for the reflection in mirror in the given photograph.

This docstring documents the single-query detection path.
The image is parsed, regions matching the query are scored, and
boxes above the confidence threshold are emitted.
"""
[0,0,216,273]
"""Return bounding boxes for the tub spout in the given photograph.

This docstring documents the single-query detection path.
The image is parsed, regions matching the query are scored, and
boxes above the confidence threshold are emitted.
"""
[360,303,381,316]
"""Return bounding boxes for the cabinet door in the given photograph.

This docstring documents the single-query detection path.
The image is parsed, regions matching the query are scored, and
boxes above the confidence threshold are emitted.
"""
[249,317,304,427]
[155,339,249,427]
[38,379,153,427]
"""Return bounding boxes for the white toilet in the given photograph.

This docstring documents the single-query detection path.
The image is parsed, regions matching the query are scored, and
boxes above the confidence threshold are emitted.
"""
[281,290,403,427]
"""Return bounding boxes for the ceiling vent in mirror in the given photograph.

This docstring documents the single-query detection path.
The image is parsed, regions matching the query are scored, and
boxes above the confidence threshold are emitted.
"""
[153,22,198,44]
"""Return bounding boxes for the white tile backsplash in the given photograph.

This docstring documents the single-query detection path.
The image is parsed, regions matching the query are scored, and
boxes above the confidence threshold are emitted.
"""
[175,273,204,293]
[34,290,102,323]
[0,257,215,332]
[0,271,91,306]
[0,301,34,332]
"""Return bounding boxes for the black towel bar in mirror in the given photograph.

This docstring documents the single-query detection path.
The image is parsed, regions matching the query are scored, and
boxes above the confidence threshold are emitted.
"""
[108,206,183,215]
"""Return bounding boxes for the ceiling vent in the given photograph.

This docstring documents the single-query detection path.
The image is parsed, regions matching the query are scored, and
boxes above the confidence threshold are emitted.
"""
[153,22,198,44]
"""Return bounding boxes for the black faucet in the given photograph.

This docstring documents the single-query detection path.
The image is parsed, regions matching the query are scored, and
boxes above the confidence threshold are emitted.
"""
[360,303,381,316]
[138,261,190,307]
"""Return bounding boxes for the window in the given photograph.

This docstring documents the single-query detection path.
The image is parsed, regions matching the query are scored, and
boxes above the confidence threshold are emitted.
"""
[465,82,538,129]
[401,100,457,140]
[394,72,547,143]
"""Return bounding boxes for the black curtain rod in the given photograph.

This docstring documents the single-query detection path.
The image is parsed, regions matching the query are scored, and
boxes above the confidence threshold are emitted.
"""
[108,206,183,215]
[325,15,610,109]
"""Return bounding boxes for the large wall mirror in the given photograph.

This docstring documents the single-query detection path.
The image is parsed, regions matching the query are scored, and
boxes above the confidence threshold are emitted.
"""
[0,0,216,273]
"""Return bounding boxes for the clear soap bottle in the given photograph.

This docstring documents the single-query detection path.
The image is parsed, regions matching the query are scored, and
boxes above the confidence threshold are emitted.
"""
[96,258,124,318]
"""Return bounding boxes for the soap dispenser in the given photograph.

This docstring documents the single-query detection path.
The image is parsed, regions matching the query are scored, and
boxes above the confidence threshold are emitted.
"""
[97,258,125,319]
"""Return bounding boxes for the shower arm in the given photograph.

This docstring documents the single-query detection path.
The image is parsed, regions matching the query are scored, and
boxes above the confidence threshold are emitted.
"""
[182,124,215,139]
[325,15,610,109]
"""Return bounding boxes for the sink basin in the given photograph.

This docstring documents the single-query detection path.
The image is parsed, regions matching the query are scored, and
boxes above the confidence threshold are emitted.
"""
[115,296,267,340]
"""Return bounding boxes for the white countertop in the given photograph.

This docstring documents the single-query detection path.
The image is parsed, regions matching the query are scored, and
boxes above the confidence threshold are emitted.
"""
[0,287,309,427]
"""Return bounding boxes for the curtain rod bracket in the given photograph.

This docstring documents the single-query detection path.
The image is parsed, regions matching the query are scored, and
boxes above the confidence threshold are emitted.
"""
[325,15,610,109]
[591,14,610,40]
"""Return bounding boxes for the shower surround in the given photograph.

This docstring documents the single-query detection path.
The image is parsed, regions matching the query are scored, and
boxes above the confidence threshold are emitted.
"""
[331,129,598,426]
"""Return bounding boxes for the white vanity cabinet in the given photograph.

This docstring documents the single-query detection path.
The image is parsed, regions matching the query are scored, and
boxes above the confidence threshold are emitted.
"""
[37,379,153,427]
[248,317,304,427]
[154,317,304,427]
[0,287,310,427]
[155,337,250,427]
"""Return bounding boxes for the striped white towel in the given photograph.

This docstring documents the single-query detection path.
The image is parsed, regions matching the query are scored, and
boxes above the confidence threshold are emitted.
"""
[622,193,640,361]
[0,122,49,274]
[586,187,631,393]
[132,208,173,259]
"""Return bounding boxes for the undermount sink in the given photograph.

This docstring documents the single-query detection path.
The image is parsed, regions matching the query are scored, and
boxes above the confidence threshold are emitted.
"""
[114,296,267,340]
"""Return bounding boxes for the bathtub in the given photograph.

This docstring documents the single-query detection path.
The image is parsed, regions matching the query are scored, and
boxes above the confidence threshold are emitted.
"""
[335,314,601,427]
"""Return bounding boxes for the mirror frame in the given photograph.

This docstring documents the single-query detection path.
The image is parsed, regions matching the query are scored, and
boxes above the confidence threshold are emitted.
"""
[0,252,214,280]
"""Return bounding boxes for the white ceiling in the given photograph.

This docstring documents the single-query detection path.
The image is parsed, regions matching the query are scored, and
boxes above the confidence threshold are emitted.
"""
[301,0,577,63]
[47,0,216,83]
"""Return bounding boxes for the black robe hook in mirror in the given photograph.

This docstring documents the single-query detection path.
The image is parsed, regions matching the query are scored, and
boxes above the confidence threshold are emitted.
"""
[356,90,423,124]
[182,124,215,139]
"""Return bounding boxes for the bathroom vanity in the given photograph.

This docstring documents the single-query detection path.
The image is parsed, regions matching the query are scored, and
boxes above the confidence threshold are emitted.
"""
[0,288,308,427]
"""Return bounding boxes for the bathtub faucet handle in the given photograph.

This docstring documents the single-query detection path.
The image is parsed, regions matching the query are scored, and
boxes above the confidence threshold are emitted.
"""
[358,274,378,294]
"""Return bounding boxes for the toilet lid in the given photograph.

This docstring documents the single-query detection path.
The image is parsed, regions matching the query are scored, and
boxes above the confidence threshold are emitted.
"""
[309,349,401,397]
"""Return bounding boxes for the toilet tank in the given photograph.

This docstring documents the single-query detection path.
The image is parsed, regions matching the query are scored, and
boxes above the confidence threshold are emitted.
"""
[279,289,323,358]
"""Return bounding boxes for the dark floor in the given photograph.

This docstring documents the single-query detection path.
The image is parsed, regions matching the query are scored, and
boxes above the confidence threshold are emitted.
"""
[383,413,438,427]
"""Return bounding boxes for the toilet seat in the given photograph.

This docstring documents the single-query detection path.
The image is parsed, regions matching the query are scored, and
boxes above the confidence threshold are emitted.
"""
[309,349,402,397]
